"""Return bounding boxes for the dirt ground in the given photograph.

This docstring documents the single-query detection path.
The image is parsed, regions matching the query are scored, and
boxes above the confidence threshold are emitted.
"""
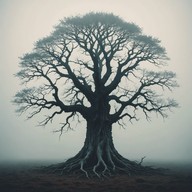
[0,162,192,192]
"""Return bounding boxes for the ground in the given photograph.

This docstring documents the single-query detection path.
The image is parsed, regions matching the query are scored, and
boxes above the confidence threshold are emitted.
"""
[0,161,192,192]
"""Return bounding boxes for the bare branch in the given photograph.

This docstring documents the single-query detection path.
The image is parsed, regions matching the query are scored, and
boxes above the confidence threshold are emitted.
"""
[14,12,178,134]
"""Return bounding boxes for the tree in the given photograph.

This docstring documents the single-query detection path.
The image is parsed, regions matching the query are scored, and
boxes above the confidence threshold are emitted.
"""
[14,13,178,177]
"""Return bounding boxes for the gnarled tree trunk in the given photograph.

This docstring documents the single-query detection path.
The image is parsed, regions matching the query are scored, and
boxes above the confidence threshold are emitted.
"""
[50,115,150,178]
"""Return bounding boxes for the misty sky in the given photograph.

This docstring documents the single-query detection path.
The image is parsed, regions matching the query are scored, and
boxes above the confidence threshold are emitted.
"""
[0,0,192,163]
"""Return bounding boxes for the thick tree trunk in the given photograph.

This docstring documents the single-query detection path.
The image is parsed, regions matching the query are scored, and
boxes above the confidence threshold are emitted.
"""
[46,99,160,178]
[48,116,156,178]
[81,119,115,174]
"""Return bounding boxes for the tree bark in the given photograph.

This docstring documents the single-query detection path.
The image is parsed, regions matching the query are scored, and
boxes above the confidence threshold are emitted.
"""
[48,113,154,178]
[45,99,160,178]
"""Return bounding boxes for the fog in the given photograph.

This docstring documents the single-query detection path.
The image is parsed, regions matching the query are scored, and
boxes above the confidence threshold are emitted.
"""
[0,0,192,164]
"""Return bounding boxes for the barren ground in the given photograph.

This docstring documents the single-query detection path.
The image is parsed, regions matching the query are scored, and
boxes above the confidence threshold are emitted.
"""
[0,161,192,192]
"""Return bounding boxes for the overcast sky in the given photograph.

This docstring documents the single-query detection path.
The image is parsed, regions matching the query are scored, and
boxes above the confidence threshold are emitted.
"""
[0,0,192,163]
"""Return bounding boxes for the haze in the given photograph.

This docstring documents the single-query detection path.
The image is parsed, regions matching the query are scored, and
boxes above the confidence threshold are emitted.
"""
[0,0,192,164]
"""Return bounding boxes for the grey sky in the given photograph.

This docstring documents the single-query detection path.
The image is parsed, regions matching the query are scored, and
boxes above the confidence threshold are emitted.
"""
[0,0,192,163]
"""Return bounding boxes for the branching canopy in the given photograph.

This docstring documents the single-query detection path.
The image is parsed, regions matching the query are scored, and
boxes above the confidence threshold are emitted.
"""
[14,13,178,133]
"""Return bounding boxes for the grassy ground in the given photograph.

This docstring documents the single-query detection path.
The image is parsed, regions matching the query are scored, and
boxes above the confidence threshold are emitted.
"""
[0,161,192,192]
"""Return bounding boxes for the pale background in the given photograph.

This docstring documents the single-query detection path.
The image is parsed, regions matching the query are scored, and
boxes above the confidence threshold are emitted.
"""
[0,0,191,163]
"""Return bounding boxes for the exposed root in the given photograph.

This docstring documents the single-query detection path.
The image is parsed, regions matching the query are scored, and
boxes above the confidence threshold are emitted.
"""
[93,141,110,178]
[138,156,146,165]
[41,126,167,179]
[80,160,89,178]
[42,146,166,179]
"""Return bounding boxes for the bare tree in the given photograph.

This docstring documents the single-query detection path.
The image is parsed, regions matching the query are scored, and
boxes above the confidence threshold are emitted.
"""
[14,13,178,177]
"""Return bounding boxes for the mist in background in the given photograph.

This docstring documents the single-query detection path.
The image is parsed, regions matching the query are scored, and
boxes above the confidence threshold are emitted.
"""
[0,0,192,164]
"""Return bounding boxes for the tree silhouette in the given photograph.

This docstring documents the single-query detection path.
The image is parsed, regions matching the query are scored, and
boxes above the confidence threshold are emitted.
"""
[14,13,178,177]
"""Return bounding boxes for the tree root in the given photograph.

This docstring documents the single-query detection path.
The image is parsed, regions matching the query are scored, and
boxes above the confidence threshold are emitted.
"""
[42,145,166,179]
